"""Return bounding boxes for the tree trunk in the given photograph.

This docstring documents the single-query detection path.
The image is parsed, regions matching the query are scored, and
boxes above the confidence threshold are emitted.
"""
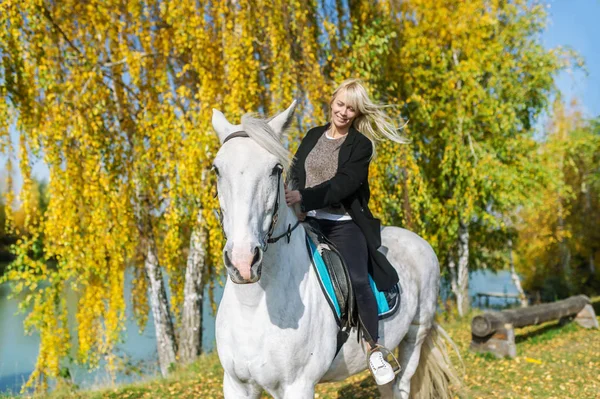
[448,255,458,312]
[107,35,178,377]
[456,220,470,317]
[179,211,207,364]
[508,239,527,307]
[135,183,178,376]
[144,236,178,376]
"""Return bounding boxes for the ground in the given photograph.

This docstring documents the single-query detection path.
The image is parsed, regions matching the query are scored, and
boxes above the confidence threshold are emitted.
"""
[5,298,600,399]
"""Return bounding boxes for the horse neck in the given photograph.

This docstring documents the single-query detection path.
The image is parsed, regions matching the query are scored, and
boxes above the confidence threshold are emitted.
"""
[229,207,311,305]
[262,207,309,284]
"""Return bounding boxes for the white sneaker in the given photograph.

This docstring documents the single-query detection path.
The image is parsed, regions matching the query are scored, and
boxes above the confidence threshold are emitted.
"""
[368,350,395,385]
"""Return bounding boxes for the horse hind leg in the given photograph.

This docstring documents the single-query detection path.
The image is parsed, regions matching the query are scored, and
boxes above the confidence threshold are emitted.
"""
[375,322,429,399]
[393,323,430,399]
[393,323,462,399]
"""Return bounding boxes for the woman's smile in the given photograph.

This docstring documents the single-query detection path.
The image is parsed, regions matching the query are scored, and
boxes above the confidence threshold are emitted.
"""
[335,114,349,124]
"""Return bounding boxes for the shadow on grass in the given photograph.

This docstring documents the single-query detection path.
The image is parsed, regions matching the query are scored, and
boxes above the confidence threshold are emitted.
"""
[337,376,378,399]
[514,322,562,344]
[514,318,580,345]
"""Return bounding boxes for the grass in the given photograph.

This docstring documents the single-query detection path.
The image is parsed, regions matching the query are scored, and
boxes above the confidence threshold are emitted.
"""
[441,307,600,399]
[16,297,600,398]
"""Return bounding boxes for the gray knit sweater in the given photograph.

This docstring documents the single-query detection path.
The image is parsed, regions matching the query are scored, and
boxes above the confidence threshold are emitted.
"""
[304,131,350,216]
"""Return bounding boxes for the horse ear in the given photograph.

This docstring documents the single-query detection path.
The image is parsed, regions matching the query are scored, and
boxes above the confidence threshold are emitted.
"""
[212,109,242,144]
[267,100,297,138]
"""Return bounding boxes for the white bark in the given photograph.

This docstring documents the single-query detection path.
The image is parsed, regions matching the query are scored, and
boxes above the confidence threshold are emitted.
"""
[145,237,178,376]
[179,211,207,364]
[508,239,528,308]
[455,220,470,317]
[448,256,458,311]
[135,182,177,376]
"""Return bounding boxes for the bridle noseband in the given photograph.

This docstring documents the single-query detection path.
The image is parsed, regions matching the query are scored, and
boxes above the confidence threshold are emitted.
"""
[214,131,301,252]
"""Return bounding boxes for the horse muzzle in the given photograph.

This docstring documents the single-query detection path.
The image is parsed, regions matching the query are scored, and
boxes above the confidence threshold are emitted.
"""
[224,246,264,284]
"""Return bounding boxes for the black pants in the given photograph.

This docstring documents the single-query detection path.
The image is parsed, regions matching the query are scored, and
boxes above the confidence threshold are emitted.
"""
[312,217,379,342]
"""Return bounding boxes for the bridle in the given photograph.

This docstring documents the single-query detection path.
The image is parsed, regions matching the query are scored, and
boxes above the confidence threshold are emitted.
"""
[213,131,301,252]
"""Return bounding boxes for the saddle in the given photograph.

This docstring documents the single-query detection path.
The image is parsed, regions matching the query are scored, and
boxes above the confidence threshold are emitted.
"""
[303,219,400,355]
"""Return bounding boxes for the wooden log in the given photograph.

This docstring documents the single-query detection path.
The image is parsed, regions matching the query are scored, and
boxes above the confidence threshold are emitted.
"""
[470,295,596,358]
[471,312,508,338]
[471,295,591,338]
[470,321,517,358]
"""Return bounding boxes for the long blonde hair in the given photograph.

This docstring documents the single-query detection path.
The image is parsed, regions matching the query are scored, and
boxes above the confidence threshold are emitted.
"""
[330,79,408,156]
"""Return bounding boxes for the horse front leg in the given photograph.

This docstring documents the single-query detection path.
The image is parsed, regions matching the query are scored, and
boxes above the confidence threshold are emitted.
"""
[270,380,315,399]
[223,371,261,399]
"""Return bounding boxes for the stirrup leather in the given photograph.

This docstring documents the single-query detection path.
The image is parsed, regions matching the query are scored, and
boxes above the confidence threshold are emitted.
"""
[367,344,402,377]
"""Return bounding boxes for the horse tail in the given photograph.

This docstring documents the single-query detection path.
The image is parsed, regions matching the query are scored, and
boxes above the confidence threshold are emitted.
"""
[409,322,465,399]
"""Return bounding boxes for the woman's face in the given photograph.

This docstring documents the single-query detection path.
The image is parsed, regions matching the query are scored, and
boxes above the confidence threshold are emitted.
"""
[331,90,358,130]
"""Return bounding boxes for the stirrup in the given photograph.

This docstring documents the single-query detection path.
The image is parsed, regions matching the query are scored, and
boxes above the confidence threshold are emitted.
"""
[367,344,402,377]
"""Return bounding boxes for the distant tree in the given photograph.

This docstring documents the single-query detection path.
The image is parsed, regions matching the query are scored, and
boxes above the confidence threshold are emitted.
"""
[389,0,571,316]
[516,100,600,300]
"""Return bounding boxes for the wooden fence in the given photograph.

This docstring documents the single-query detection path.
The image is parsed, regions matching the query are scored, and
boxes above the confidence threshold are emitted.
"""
[474,291,521,308]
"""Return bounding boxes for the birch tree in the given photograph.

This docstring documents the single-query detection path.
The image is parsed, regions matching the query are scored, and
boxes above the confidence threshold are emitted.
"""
[0,0,342,390]
[0,0,579,392]
[391,0,569,316]
[516,101,600,300]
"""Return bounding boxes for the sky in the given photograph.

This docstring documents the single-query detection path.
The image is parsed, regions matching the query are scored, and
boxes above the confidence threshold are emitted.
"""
[543,0,600,117]
[3,0,600,194]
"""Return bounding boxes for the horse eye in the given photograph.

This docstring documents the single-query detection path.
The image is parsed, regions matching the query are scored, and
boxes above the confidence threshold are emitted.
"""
[271,164,283,176]
[211,164,220,176]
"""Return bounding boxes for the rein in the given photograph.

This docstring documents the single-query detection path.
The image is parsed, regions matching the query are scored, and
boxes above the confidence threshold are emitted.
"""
[216,131,301,251]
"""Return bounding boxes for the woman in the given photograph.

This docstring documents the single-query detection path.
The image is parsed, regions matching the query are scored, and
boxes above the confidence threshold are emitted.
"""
[285,78,408,385]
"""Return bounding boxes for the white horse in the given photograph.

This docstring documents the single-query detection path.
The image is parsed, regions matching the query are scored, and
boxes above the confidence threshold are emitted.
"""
[212,102,460,399]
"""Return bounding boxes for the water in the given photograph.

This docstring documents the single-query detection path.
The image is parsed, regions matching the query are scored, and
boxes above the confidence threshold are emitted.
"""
[0,269,515,394]
[0,275,224,394]
[469,269,522,308]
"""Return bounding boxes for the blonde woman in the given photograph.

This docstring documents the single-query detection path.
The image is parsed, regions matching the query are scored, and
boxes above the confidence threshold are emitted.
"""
[285,78,407,385]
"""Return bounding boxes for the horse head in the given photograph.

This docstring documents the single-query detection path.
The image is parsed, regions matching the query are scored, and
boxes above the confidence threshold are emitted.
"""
[211,101,297,284]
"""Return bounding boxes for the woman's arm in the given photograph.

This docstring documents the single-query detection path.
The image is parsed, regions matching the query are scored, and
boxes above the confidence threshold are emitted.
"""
[298,138,372,212]
[287,128,316,189]
[288,157,301,190]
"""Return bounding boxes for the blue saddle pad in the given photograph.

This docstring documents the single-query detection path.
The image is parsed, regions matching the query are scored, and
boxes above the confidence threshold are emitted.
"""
[306,234,400,321]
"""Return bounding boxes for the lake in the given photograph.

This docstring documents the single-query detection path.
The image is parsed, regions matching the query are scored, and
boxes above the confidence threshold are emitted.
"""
[0,269,518,394]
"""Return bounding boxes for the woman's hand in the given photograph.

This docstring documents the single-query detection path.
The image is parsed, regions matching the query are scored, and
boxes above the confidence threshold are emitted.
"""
[285,188,306,221]
[285,188,302,206]
[296,211,307,221]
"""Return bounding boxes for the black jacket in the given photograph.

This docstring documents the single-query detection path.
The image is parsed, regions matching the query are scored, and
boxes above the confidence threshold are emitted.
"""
[290,123,399,291]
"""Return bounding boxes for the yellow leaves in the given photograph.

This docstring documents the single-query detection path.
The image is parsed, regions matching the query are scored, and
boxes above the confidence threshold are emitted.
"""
[524,357,543,364]
[2,0,576,393]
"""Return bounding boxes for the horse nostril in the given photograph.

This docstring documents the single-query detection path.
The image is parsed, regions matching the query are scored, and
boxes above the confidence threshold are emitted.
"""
[251,247,262,266]
[224,250,233,267]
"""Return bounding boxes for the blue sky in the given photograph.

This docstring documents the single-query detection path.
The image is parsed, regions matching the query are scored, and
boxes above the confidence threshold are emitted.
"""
[543,0,600,117]
[4,0,600,193]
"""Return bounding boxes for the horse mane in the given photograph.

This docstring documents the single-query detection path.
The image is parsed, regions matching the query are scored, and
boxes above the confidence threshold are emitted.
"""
[241,114,292,169]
